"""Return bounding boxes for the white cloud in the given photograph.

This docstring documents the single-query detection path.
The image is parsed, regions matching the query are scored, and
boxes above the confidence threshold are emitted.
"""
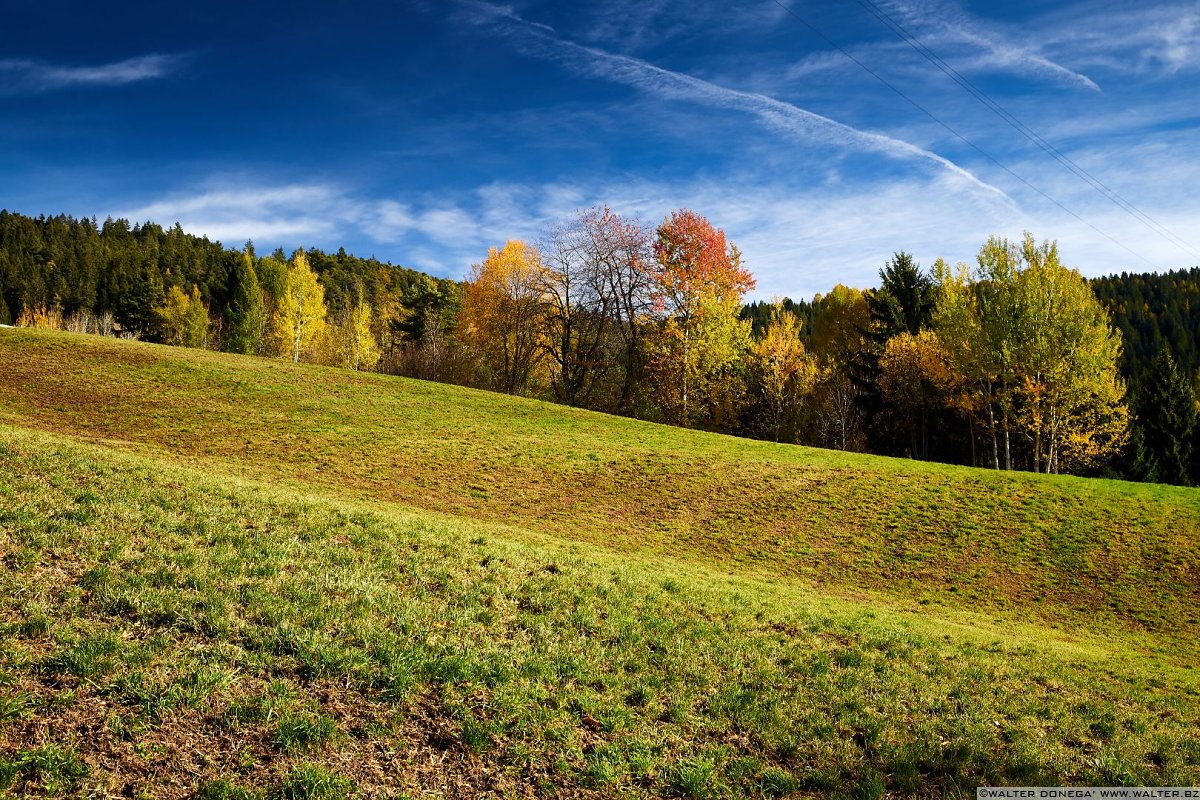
[575,0,788,53]
[875,0,1100,90]
[458,0,1013,203]
[105,84,1200,296]
[0,53,184,94]
[1041,2,1200,77]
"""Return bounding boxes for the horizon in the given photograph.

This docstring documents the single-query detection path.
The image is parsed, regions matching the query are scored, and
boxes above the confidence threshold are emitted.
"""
[3,0,1199,299]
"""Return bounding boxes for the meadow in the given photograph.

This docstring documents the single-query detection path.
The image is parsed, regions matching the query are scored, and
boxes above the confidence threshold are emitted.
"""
[1,328,1198,798]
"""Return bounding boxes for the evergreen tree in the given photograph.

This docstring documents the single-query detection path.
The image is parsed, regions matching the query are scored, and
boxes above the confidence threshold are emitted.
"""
[224,248,264,354]
[1128,348,1197,486]
[867,251,937,340]
[862,252,938,455]
[115,258,165,336]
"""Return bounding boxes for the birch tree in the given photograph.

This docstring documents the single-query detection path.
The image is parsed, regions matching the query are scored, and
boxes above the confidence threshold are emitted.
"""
[647,209,755,428]
[274,250,327,363]
[934,234,1127,473]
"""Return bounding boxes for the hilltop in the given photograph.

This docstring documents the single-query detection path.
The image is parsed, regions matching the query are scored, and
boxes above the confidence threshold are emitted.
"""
[1,328,1198,798]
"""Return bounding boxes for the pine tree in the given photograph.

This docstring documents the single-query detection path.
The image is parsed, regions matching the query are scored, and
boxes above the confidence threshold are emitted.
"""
[224,248,264,355]
[1128,348,1197,486]
[867,251,937,340]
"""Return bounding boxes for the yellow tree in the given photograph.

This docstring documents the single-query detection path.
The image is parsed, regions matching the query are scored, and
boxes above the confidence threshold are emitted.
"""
[648,209,755,428]
[934,234,1128,473]
[751,302,818,442]
[1012,235,1128,473]
[274,251,327,363]
[158,285,209,348]
[326,301,379,371]
[809,285,870,450]
[877,330,956,458]
[347,302,379,371]
[459,240,547,395]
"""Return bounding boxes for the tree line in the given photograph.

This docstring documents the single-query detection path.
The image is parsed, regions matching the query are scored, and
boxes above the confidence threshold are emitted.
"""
[0,209,461,372]
[2,207,1196,486]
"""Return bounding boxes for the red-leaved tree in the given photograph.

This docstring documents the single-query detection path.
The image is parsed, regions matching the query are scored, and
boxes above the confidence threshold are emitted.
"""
[648,209,756,428]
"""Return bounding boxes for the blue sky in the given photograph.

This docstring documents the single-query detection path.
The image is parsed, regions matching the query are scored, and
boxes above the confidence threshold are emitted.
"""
[2,0,1198,299]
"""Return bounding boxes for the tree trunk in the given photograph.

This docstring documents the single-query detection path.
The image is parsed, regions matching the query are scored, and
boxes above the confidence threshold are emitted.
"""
[988,404,999,470]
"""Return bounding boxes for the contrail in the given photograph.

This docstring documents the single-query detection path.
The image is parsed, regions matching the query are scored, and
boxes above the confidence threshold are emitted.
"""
[459,1,1014,204]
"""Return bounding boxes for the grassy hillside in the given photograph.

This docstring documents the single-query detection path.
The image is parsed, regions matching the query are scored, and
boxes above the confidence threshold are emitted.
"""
[1,328,1199,797]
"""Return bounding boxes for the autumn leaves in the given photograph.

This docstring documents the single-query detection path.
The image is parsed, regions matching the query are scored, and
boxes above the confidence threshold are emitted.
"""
[459,207,765,428]
[459,211,1130,474]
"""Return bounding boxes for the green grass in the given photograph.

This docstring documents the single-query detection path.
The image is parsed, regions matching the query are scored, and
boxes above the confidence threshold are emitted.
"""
[0,328,1198,798]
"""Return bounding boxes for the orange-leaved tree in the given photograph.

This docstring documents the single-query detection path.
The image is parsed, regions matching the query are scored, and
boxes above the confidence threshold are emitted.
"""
[460,240,548,395]
[647,209,755,428]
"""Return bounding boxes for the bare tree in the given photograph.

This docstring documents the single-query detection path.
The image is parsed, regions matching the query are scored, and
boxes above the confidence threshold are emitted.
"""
[584,207,655,412]
[539,211,617,406]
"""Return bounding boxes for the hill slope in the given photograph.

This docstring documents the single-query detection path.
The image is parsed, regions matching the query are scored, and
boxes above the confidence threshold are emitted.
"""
[1,329,1199,797]
[2,329,1197,644]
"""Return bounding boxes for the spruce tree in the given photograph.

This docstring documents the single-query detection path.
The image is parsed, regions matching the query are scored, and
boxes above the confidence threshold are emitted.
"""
[1129,348,1197,486]
[224,249,264,354]
[867,251,937,340]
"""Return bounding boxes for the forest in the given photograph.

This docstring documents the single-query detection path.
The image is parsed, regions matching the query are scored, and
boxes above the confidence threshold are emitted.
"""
[1,207,1196,486]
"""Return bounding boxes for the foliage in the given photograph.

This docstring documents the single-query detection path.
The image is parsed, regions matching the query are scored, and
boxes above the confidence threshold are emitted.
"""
[808,285,871,451]
[0,207,1177,479]
[876,330,956,459]
[274,251,328,364]
[1127,348,1198,486]
[158,284,209,348]
[867,251,937,340]
[648,209,755,428]
[1091,267,1200,382]
[325,301,379,372]
[934,234,1128,473]
[749,301,819,442]
[14,304,64,330]
[0,210,459,364]
[225,248,265,355]
[459,240,548,395]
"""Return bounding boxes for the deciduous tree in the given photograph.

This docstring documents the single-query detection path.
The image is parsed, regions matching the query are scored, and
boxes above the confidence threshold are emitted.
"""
[751,301,818,442]
[274,250,327,363]
[647,209,755,428]
[877,330,955,459]
[326,301,379,371]
[158,285,209,348]
[539,211,619,407]
[809,285,871,451]
[934,234,1128,473]
[459,240,547,395]
[1011,236,1127,473]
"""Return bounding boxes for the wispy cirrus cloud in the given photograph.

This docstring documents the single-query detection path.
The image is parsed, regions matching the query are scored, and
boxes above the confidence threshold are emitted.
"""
[1037,2,1200,77]
[576,0,788,53]
[458,1,1012,203]
[111,180,533,267]
[0,53,184,95]
[873,0,1100,90]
